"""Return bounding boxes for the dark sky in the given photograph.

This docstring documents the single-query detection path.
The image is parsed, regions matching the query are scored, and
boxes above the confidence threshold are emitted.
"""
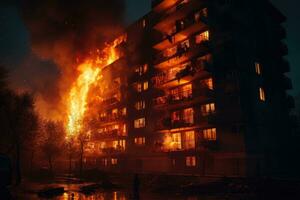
[0,0,299,95]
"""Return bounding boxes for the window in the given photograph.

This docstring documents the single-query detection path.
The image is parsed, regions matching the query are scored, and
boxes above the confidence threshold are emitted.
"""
[119,140,126,150]
[203,128,217,141]
[255,62,262,75]
[142,19,146,28]
[202,78,214,90]
[134,118,146,128]
[259,87,266,101]
[170,84,192,100]
[135,100,146,110]
[121,107,127,116]
[134,137,146,145]
[171,111,181,121]
[135,64,148,76]
[201,103,216,116]
[103,158,108,166]
[112,108,118,117]
[184,131,195,149]
[195,30,209,44]
[134,81,148,92]
[122,124,127,136]
[136,83,142,92]
[144,81,149,90]
[172,133,182,150]
[164,46,177,57]
[183,108,194,124]
[186,156,196,167]
[181,39,190,49]
[111,158,118,165]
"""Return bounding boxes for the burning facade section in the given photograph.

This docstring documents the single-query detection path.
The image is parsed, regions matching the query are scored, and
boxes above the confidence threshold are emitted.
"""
[71,0,293,177]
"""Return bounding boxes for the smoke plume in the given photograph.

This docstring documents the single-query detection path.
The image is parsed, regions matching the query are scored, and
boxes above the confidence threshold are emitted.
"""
[19,0,126,120]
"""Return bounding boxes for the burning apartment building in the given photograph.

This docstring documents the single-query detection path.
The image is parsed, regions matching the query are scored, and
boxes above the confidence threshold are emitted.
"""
[80,0,294,177]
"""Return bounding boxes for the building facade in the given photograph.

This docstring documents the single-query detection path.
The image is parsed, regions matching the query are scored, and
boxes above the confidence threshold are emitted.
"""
[84,0,294,177]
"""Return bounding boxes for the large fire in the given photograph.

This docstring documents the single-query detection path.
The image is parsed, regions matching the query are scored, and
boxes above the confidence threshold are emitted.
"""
[65,35,126,138]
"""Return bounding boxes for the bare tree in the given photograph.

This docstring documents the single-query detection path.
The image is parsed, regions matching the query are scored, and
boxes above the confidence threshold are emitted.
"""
[40,121,64,174]
[77,131,89,176]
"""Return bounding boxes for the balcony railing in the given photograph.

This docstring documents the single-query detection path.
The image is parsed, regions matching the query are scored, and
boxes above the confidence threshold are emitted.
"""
[152,0,164,8]
[280,58,290,73]
[93,129,126,140]
[154,7,208,45]
[152,58,212,87]
[283,76,292,90]
[154,89,193,106]
[99,113,126,123]
[158,118,194,130]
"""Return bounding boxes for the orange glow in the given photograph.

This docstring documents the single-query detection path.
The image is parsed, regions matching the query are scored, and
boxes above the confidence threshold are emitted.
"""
[65,35,126,138]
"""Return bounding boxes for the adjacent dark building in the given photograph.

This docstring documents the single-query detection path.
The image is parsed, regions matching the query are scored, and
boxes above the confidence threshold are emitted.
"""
[85,0,294,177]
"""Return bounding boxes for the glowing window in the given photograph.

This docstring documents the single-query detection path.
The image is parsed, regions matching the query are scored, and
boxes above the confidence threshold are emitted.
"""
[112,108,118,116]
[259,87,266,101]
[135,100,146,110]
[113,141,119,149]
[164,46,177,57]
[142,19,146,28]
[122,124,127,136]
[172,133,182,150]
[201,103,216,116]
[183,108,194,124]
[181,39,190,49]
[136,83,142,92]
[111,158,118,165]
[121,107,127,116]
[171,111,181,121]
[144,81,149,90]
[134,137,146,145]
[185,131,195,149]
[134,118,146,128]
[186,156,196,167]
[119,140,126,150]
[135,64,148,76]
[203,128,217,141]
[103,158,108,166]
[195,30,209,44]
[255,62,262,75]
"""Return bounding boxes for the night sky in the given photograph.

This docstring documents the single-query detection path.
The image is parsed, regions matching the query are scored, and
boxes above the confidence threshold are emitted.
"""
[0,0,299,95]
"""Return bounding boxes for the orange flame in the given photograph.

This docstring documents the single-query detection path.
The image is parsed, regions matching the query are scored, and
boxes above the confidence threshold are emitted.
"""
[66,34,126,138]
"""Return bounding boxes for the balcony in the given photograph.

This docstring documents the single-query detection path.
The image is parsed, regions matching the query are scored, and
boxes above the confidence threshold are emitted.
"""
[99,113,126,124]
[93,129,126,140]
[275,26,287,39]
[282,76,292,90]
[101,147,126,155]
[154,40,211,69]
[276,42,288,56]
[279,58,290,73]
[154,89,193,106]
[154,0,204,34]
[152,59,212,88]
[157,116,195,130]
[152,0,179,13]
[286,95,295,109]
[153,11,208,50]
[100,96,121,108]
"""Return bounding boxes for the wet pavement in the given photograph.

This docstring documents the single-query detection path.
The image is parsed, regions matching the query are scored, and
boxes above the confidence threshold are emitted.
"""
[9,175,256,200]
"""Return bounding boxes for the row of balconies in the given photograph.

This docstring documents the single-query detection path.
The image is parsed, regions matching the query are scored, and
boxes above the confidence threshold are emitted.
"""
[153,87,214,107]
[153,8,209,50]
[93,129,127,140]
[152,58,212,87]
[157,112,217,130]
[99,113,126,123]
[154,41,210,69]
